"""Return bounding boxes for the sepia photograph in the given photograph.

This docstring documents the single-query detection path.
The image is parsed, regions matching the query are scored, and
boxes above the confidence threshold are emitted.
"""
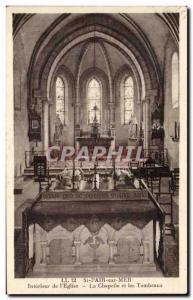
[6,6,187,295]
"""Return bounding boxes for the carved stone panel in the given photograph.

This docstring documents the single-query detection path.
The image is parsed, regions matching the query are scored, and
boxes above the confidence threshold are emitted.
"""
[79,226,109,264]
[115,237,140,263]
[48,238,74,265]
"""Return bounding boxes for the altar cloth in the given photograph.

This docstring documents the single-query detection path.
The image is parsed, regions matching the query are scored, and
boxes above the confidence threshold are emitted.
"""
[28,189,161,230]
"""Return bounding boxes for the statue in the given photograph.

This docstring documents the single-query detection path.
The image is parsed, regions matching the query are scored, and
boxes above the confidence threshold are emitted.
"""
[151,119,164,146]
[54,167,84,190]
[128,113,138,140]
[54,114,63,144]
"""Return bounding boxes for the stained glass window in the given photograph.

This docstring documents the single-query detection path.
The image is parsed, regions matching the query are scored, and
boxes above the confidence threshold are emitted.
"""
[172,52,179,108]
[87,78,101,124]
[124,76,134,124]
[56,77,65,124]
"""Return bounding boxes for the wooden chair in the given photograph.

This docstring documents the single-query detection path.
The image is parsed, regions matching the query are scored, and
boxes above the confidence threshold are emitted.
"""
[155,192,175,239]
[149,169,161,193]
[137,167,149,186]
[169,168,179,194]
[34,156,50,192]
[129,160,139,169]
[143,158,156,168]
[158,166,171,177]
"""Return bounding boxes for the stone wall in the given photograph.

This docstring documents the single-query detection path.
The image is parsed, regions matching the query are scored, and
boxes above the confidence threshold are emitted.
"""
[13,14,179,169]
[14,31,30,176]
[163,36,179,169]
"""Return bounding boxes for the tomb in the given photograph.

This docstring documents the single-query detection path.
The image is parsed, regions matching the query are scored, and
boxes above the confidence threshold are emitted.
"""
[23,187,164,277]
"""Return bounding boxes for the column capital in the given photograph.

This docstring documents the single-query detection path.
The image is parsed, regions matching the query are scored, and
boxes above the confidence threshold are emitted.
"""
[142,97,150,103]
[33,88,41,98]
[42,97,50,103]
[146,88,158,98]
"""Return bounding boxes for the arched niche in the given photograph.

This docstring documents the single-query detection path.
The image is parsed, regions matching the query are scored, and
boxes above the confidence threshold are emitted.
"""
[44,31,147,103]
[113,65,141,145]
[29,14,162,102]
[79,67,110,134]
[49,65,75,146]
[28,14,162,150]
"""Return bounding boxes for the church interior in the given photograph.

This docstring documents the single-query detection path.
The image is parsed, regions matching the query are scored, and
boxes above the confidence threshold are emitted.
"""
[13,13,179,278]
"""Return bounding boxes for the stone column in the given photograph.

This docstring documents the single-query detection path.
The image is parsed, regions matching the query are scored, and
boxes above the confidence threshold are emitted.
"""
[143,240,150,264]
[145,90,159,150]
[40,241,47,265]
[34,225,41,266]
[75,103,80,125]
[48,100,53,146]
[46,244,50,264]
[109,102,116,142]
[74,241,81,265]
[109,241,115,264]
[108,102,113,126]
[43,98,49,151]
[138,100,143,140]
[74,103,81,139]
[143,98,150,150]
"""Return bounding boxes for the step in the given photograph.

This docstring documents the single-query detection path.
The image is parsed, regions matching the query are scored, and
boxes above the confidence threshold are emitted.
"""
[24,168,65,177]
[29,263,158,278]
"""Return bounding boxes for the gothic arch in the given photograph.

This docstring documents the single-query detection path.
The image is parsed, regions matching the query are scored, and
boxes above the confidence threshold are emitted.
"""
[28,14,162,105]
[113,64,141,106]
[49,64,75,101]
[79,67,110,131]
[26,13,163,150]
[75,40,113,106]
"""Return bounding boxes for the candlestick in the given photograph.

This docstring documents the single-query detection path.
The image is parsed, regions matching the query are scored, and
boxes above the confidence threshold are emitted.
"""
[72,157,75,190]
[113,158,116,190]
[174,122,177,139]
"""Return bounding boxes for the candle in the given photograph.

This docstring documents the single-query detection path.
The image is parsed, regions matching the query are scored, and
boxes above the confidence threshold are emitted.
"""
[174,122,177,139]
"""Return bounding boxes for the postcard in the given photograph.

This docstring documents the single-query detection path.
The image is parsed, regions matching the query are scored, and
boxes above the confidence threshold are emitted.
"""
[6,6,188,295]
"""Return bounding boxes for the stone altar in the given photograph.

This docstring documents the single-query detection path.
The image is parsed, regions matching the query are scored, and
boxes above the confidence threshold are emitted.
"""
[23,190,162,277]
[76,136,114,150]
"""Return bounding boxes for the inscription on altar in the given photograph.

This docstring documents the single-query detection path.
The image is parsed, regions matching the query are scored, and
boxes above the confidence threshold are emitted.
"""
[42,190,148,201]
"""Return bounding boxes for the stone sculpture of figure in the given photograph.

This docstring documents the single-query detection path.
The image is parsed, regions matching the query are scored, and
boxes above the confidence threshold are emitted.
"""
[74,167,84,190]
[54,114,63,143]
[115,169,134,188]
[151,119,164,146]
[55,167,84,190]
[55,168,72,189]
[128,114,138,139]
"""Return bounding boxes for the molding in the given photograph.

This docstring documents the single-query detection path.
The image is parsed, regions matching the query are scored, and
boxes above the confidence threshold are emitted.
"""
[120,14,163,89]
[156,13,179,47]
[29,14,154,94]
[27,14,71,101]
[13,13,35,39]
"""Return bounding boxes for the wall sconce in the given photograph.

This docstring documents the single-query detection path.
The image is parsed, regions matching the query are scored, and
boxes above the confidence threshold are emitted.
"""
[170,121,180,142]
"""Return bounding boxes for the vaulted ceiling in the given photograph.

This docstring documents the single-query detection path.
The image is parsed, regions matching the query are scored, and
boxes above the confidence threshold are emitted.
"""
[13,13,179,104]
[13,12,179,73]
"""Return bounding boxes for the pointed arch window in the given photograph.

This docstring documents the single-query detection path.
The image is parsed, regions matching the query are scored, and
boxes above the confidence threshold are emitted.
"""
[87,78,102,124]
[123,76,134,124]
[172,52,179,108]
[55,77,65,124]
